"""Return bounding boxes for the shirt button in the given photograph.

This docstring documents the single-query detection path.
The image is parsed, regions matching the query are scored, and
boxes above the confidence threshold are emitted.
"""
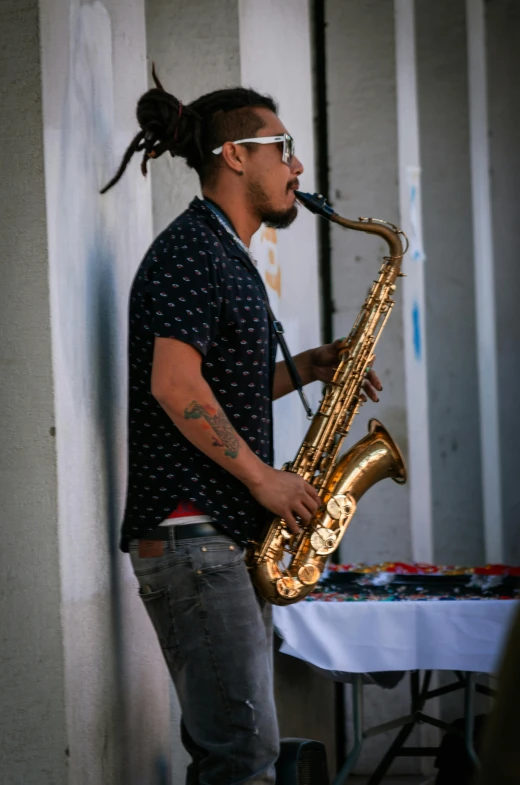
[229,545,234,550]
[201,546,207,552]
[197,570,202,574]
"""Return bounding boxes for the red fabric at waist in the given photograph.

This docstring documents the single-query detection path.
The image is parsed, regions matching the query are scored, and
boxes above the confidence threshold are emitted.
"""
[167,500,205,519]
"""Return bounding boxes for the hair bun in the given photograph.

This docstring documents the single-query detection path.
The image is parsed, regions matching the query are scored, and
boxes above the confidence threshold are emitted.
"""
[100,72,276,194]
[135,66,202,173]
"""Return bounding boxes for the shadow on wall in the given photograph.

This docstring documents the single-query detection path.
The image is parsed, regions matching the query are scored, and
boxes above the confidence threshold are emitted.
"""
[89,236,127,774]
[51,2,168,782]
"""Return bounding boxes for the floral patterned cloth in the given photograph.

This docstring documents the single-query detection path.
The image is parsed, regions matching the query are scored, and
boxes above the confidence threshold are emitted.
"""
[306,563,520,602]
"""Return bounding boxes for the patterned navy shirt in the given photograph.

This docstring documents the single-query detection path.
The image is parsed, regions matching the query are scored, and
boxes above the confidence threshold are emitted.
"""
[120,197,277,552]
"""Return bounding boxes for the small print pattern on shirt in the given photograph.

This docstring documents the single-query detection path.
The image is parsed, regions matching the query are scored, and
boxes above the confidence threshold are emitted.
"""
[120,197,277,552]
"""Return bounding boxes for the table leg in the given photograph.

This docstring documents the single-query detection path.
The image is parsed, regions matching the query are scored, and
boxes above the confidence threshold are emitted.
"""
[366,670,428,785]
[464,671,480,768]
[332,674,364,785]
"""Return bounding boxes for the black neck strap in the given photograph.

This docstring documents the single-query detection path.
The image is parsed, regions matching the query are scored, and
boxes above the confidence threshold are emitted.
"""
[264,302,314,419]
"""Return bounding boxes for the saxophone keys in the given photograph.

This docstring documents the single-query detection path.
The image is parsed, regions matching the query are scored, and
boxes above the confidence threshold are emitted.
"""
[298,564,321,586]
[327,494,351,520]
[311,527,338,554]
[276,576,300,599]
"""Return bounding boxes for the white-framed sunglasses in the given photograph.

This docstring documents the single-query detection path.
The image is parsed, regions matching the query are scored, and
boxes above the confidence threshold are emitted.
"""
[211,133,296,166]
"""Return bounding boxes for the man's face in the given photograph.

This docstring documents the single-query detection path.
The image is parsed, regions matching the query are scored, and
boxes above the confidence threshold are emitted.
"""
[242,109,304,229]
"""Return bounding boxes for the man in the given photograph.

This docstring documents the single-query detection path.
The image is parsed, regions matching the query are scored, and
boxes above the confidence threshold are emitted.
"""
[102,74,382,785]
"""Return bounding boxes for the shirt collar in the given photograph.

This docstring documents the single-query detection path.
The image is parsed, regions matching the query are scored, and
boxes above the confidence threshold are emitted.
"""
[188,197,257,269]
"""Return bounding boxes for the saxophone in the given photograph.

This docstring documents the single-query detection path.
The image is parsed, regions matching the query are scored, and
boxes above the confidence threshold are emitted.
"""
[249,191,408,605]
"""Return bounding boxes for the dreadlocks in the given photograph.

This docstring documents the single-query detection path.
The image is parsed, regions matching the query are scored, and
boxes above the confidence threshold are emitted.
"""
[100,65,278,194]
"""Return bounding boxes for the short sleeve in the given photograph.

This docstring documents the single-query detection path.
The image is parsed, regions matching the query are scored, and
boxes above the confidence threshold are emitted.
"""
[142,238,222,356]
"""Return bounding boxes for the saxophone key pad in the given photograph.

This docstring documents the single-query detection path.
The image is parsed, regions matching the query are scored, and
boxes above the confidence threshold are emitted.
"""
[276,576,300,599]
[310,527,338,554]
[298,564,321,586]
[327,494,351,520]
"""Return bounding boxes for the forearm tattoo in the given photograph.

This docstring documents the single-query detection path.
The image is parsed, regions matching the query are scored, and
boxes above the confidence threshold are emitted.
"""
[184,401,240,459]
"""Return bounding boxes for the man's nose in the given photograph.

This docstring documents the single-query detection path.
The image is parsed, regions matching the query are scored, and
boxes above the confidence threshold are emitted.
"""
[292,155,304,176]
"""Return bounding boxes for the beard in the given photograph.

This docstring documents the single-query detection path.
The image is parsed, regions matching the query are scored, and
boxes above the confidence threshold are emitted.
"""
[263,205,298,229]
[247,179,299,229]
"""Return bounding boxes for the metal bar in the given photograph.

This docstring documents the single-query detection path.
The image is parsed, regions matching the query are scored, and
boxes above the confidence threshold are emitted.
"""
[332,675,364,785]
[361,670,491,784]
[410,669,421,711]
[464,671,480,768]
[414,712,452,733]
[311,0,334,346]
[364,714,414,738]
[424,681,466,700]
[366,670,423,785]
[418,670,432,705]
[334,681,347,772]
[476,684,496,698]
[366,721,416,785]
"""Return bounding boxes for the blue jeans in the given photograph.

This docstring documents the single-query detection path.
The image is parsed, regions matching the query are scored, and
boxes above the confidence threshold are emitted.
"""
[129,532,279,785]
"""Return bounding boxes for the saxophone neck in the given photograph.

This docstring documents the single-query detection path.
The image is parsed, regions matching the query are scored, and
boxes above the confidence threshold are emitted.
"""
[295,190,407,272]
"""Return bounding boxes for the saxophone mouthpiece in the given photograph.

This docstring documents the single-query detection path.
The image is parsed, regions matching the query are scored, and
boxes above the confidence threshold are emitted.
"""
[295,191,335,218]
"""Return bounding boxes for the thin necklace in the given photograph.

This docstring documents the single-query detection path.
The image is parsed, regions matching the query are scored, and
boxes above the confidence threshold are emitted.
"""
[203,199,258,267]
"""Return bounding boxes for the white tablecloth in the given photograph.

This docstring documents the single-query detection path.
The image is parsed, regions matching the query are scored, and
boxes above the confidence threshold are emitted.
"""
[273,599,519,674]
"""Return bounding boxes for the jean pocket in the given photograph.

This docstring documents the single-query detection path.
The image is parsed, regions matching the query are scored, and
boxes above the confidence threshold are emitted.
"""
[197,540,245,573]
[129,542,190,577]
[139,585,181,671]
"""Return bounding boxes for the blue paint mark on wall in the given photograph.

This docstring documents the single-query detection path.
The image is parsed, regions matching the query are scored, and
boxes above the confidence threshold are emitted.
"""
[412,301,421,361]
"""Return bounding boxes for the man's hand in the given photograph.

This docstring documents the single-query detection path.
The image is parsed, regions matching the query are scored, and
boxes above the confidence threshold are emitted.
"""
[310,339,383,402]
[246,466,322,535]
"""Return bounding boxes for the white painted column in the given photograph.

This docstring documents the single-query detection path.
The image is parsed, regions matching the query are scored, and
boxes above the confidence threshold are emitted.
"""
[238,0,322,469]
[39,0,171,782]
[394,0,433,562]
[465,0,503,562]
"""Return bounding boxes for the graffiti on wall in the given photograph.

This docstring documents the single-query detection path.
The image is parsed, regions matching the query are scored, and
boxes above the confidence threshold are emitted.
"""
[251,224,282,314]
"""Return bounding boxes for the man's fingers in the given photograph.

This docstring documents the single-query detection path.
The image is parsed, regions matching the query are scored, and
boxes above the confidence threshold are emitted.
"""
[366,368,383,391]
[293,502,314,524]
[304,485,322,511]
[300,496,320,520]
[282,509,300,534]
[362,380,379,402]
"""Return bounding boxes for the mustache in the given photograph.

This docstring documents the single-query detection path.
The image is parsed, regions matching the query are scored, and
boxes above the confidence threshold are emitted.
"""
[287,179,300,192]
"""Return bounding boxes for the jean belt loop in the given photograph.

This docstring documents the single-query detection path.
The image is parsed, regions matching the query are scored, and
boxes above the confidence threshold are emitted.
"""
[168,526,176,553]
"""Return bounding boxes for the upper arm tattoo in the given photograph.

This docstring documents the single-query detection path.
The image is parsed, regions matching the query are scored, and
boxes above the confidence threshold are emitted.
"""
[184,401,240,459]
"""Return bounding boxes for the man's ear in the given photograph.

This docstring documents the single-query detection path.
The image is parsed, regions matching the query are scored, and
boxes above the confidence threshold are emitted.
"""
[221,142,245,176]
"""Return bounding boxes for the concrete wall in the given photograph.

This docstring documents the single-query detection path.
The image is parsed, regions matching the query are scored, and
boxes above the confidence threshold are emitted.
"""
[486,0,520,562]
[415,0,484,564]
[325,0,418,774]
[39,0,171,783]
[0,1,67,782]
[238,0,322,466]
[326,0,410,570]
[324,0,520,773]
[145,0,241,236]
